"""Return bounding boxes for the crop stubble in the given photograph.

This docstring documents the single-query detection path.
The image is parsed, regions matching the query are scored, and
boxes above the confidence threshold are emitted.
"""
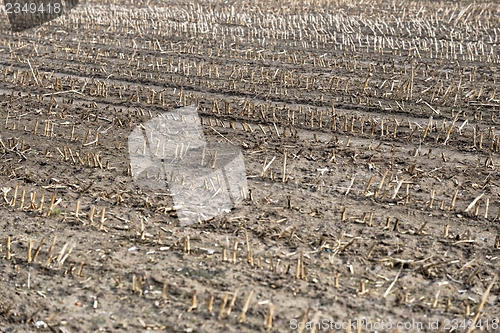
[0,0,499,332]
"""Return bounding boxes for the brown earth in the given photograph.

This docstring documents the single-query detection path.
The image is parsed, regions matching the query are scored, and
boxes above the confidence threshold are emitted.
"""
[0,0,500,332]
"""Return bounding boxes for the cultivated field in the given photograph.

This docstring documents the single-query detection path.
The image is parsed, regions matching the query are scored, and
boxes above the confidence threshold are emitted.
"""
[1,0,500,332]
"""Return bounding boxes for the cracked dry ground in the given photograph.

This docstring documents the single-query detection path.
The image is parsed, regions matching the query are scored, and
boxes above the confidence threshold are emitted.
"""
[0,0,500,332]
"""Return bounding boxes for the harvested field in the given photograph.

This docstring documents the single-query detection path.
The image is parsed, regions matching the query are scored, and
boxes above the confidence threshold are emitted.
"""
[0,0,500,332]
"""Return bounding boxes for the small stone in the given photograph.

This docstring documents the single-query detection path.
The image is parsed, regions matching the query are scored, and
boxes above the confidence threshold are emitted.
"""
[34,320,48,329]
